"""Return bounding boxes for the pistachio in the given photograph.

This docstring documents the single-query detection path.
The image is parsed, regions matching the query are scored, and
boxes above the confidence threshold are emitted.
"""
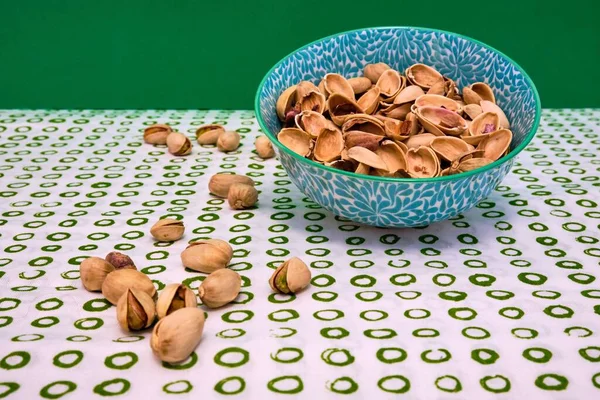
[143,124,172,145]
[269,257,311,294]
[227,183,258,210]
[166,132,192,156]
[196,124,224,145]
[180,239,233,273]
[151,307,205,363]
[156,283,197,319]
[198,269,241,308]
[150,218,185,241]
[208,174,255,198]
[102,269,157,305]
[117,288,156,331]
[255,135,275,159]
[217,131,241,152]
[80,257,115,291]
[105,251,136,270]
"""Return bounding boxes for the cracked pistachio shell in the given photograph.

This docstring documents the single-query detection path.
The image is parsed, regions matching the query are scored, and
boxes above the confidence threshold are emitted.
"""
[217,131,240,152]
[166,132,192,156]
[414,94,462,114]
[117,288,156,331]
[156,283,197,320]
[405,64,444,89]
[393,85,425,105]
[198,269,241,308]
[102,269,157,305]
[180,239,233,273]
[415,106,468,136]
[430,136,472,162]
[80,257,115,291]
[327,93,364,126]
[269,257,311,294]
[150,218,185,241]
[478,129,513,161]
[376,140,407,173]
[406,146,440,178]
[323,73,355,99]
[344,131,382,152]
[462,87,483,105]
[348,77,372,94]
[376,69,405,99]
[151,307,205,363]
[276,85,297,121]
[471,82,495,103]
[314,126,344,162]
[278,128,311,156]
[347,146,388,171]
[144,124,172,145]
[228,183,258,210]
[480,100,510,129]
[208,174,255,198]
[295,110,329,138]
[404,133,437,149]
[195,124,224,145]
[255,135,275,159]
[469,112,500,136]
[341,114,385,136]
[357,86,381,115]
[105,251,136,270]
[364,63,391,83]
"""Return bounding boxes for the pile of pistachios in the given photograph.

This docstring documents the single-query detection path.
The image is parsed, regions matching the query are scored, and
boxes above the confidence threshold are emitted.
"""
[143,123,244,155]
[79,212,311,363]
[275,63,513,177]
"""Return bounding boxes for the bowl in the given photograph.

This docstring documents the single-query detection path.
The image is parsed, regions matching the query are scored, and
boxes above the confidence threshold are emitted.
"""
[255,27,541,227]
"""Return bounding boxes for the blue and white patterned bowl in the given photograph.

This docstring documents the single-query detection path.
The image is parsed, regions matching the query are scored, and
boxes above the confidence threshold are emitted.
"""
[255,27,541,227]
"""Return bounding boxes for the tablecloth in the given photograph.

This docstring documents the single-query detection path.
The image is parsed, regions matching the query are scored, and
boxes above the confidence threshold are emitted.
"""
[0,109,599,399]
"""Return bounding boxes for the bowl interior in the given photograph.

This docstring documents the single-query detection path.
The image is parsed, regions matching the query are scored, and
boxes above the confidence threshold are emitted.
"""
[256,27,540,177]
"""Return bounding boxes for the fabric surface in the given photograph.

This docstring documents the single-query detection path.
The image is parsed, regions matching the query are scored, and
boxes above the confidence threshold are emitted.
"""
[0,109,599,399]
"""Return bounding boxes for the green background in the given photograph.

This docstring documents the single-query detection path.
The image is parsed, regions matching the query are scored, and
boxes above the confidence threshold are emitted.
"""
[1,0,598,109]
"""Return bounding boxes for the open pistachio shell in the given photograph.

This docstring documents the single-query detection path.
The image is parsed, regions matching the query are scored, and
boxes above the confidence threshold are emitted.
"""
[376,140,407,173]
[298,90,326,114]
[314,126,344,162]
[406,146,440,178]
[348,77,372,94]
[276,85,297,121]
[278,128,311,157]
[380,102,411,120]
[462,87,483,105]
[327,93,364,126]
[357,86,381,115]
[393,85,425,105]
[323,73,355,99]
[414,94,462,114]
[295,110,329,138]
[342,114,385,136]
[471,82,495,103]
[430,136,472,162]
[469,112,500,136]
[376,69,405,99]
[478,129,513,161]
[404,133,437,149]
[464,104,483,120]
[415,106,468,136]
[364,62,391,83]
[457,157,494,172]
[406,64,444,89]
[480,100,510,129]
[427,79,446,95]
[347,146,388,170]
[382,118,404,141]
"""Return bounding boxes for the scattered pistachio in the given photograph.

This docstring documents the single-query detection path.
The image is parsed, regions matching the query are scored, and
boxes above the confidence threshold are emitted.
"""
[156,283,197,319]
[166,132,192,156]
[80,257,115,291]
[150,218,185,241]
[116,288,156,331]
[269,257,311,294]
[151,307,205,363]
[198,269,241,308]
[105,251,136,270]
[208,174,255,198]
[217,131,240,152]
[102,269,157,305]
[255,135,275,159]
[196,124,225,145]
[227,183,258,210]
[180,239,233,273]
[144,124,172,145]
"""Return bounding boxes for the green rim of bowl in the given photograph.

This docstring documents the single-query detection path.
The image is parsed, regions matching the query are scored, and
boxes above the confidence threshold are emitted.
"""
[254,26,542,183]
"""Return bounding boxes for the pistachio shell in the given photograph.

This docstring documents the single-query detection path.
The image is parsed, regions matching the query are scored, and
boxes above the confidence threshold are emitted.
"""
[478,129,512,161]
[379,117,405,141]
[415,106,468,136]
[196,124,224,145]
[80,257,115,291]
[393,85,425,105]
[480,100,510,129]
[208,174,255,198]
[295,111,329,138]
[347,146,388,170]
[276,85,298,121]
[471,82,496,103]
[355,162,371,175]
[269,257,311,294]
[380,102,412,120]
[348,77,372,94]
[414,94,462,113]
[323,73,355,99]
[462,87,483,105]
[357,86,381,115]
[181,239,233,273]
[430,136,472,162]
[427,79,446,95]
[166,132,192,156]
[406,64,444,89]
[457,157,494,172]
[313,126,344,162]
[102,269,157,305]
[404,133,437,149]
[144,124,172,145]
[156,283,197,320]
[376,69,405,99]
[376,140,407,173]
[151,307,205,363]
[344,131,382,151]
[199,269,241,308]
[364,63,391,83]
[341,114,385,136]
[469,112,500,136]
[445,78,459,99]
[327,93,364,126]
[463,104,483,120]
[117,288,156,331]
[406,146,440,178]
[297,85,326,114]
[278,128,311,156]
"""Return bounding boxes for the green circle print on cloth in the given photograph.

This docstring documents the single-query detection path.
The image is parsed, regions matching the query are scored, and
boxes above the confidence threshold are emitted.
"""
[0,108,599,398]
